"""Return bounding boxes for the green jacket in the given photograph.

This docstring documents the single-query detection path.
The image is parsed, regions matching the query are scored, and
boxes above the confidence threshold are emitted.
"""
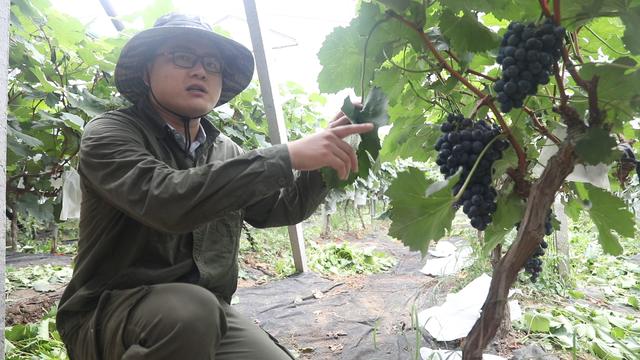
[56,97,327,338]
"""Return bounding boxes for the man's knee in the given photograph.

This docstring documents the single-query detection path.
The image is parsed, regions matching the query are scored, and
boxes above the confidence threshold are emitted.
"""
[125,283,227,348]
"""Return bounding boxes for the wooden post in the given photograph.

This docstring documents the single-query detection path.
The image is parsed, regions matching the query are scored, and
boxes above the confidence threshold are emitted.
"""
[243,0,307,272]
[1,0,10,356]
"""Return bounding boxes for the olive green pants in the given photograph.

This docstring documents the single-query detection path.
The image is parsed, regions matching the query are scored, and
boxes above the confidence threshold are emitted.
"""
[65,283,294,360]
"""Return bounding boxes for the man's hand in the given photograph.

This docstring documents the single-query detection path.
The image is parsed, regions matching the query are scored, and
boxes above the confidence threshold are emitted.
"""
[288,112,373,180]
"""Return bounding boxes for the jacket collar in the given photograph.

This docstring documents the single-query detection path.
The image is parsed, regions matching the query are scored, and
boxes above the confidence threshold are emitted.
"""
[133,95,221,146]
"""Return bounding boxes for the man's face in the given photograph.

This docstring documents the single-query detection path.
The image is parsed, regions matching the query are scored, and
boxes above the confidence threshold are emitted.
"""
[145,35,223,118]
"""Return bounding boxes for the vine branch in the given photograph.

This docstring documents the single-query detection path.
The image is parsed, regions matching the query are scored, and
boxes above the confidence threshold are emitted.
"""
[445,50,498,81]
[555,65,568,106]
[361,18,389,101]
[539,0,552,18]
[386,10,528,179]
[522,107,561,144]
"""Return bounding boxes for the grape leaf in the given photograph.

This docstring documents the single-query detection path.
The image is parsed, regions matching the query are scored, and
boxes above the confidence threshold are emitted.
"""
[440,0,539,22]
[579,57,640,104]
[584,184,635,255]
[617,4,640,54]
[380,119,439,162]
[579,18,627,60]
[482,190,525,256]
[317,2,422,94]
[438,10,501,53]
[575,127,619,165]
[322,87,389,188]
[376,0,410,13]
[386,167,460,255]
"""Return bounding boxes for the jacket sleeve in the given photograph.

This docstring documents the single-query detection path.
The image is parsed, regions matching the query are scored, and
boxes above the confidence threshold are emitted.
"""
[79,115,295,234]
[243,170,329,228]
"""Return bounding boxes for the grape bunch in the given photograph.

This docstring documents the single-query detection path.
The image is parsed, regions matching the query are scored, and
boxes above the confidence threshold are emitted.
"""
[620,143,640,181]
[434,114,510,231]
[518,210,553,283]
[494,19,565,113]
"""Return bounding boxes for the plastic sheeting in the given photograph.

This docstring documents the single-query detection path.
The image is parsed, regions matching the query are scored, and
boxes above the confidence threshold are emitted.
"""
[417,274,522,342]
[60,168,81,220]
[532,125,610,190]
[420,347,506,360]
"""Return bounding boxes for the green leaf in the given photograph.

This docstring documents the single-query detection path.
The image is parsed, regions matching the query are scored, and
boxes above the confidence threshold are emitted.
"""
[620,6,640,54]
[66,89,110,117]
[592,338,624,360]
[376,0,410,12]
[380,120,439,162]
[584,184,635,255]
[440,0,539,21]
[8,126,44,148]
[386,167,460,255]
[346,86,390,128]
[322,87,389,188]
[564,197,584,221]
[60,112,85,131]
[438,10,501,53]
[569,289,586,299]
[16,193,54,222]
[628,296,639,310]
[28,66,57,92]
[523,313,551,333]
[482,189,525,256]
[578,57,640,124]
[317,2,422,94]
[575,127,619,165]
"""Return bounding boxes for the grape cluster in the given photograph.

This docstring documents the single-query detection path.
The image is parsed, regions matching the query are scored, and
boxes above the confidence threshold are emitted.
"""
[434,114,510,231]
[518,210,553,283]
[494,19,565,113]
[620,143,640,181]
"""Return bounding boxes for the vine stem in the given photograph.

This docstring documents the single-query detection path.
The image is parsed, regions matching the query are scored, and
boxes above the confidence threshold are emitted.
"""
[386,11,528,178]
[570,31,585,64]
[522,107,561,144]
[584,25,630,56]
[360,18,388,101]
[561,48,590,91]
[453,134,505,203]
[539,0,552,18]
[552,63,568,106]
[445,50,499,81]
[553,0,561,24]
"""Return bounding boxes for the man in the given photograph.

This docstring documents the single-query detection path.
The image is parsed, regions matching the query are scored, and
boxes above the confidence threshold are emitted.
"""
[56,13,373,360]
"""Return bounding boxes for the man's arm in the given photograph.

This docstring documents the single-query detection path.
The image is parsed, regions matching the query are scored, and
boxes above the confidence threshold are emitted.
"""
[243,170,328,228]
[80,115,296,234]
[243,108,367,228]
[80,113,372,234]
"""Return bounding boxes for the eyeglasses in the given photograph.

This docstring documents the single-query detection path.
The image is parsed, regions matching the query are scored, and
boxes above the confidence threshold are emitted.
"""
[158,51,223,74]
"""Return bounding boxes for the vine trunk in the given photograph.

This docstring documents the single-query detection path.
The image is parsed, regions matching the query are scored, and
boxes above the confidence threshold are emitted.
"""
[462,142,578,359]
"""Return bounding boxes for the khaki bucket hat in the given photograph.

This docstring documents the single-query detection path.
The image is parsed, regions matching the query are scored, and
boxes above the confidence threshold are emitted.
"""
[114,13,255,107]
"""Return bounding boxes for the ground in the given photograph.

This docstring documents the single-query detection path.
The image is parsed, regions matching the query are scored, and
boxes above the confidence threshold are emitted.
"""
[5,220,639,360]
[5,225,526,360]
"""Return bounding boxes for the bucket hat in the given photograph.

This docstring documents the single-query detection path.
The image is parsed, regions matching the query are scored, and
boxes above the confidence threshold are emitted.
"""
[115,13,255,107]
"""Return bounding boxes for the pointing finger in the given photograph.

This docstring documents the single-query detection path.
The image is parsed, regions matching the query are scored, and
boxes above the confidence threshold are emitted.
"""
[331,123,375,139]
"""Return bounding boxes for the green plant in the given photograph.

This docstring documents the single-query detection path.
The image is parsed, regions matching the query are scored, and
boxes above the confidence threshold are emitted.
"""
[318,1,640,357]
[4,308,68,360]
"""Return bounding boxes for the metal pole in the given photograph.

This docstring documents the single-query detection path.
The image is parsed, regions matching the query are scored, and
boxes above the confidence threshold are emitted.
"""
[243,0,307,272]
[98,0,124,32]
[1,0,10,356]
